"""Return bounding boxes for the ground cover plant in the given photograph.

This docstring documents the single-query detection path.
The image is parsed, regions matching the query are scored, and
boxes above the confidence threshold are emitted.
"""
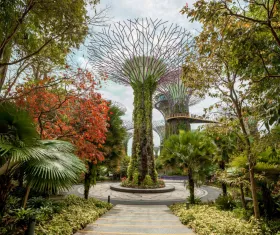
[121,175,165,189]
[169,203,276,235]
[0,195,113,235]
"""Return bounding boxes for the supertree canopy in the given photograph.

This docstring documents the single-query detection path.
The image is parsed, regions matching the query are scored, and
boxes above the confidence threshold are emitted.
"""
[155,70,202,116]
[152,120,166,146]
[89,18,192,184]
[154,68,218,136]
[108,100,127,114]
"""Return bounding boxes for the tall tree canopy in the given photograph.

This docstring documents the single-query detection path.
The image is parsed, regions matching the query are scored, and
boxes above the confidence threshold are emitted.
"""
[15,69,109,163]
[0,0,100,93]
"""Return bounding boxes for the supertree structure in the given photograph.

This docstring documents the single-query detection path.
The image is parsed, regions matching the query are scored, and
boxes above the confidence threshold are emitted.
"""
[154,68,217,136]
[154,146,160,158]
[89,18,192,183]
[123,131,133,156]
[123,120,166,153]
[152,120,165,146]
[107,100,127,114]
[122,120,134,131]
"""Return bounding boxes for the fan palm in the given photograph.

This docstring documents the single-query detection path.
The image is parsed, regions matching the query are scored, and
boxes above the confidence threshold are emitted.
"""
[162,130,216,204]
[0,103,85,213]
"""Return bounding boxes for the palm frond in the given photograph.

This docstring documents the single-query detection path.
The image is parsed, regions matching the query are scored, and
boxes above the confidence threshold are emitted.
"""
[24,140,85,193]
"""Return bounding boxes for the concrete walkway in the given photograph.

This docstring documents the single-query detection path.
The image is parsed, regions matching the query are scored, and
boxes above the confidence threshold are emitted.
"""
[75,204,195,235]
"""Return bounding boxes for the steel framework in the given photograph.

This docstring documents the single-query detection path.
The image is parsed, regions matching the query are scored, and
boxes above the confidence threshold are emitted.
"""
[107,100,127,113]
[89,18,193,182]
[152,120,166,145]
[154,68,218,135]
[89,18,192,86]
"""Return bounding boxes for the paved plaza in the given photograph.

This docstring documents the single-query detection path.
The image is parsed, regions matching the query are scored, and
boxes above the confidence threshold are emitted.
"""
[66,180,221,205]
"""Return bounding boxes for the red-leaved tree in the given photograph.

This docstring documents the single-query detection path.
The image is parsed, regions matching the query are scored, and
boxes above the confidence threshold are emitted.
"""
[15,68,109,198]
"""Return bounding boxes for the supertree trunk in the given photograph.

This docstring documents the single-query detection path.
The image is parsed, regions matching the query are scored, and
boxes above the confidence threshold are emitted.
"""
[129,79,157,183]
[89,18,193,185]
[168,119,191,136]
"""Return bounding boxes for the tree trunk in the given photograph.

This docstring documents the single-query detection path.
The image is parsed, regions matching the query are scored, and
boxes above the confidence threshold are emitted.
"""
[261,183,273,219]
[219,161,227,196]
[168,119,191,136]
[22,185,31,208]
[240,183,247,209]
[0,45,12,93]
[188,168,195,204]
[130,78,156,184]
[222,183,227,196]
[248,162,260,218]
[84,162,97,199]
[234,100,260,219]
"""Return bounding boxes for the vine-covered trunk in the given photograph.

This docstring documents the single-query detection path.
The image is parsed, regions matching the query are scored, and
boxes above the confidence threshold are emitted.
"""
[167,119,191,136]
[129,79,156,184]
[84,161,97,199]
[188,168,195,204]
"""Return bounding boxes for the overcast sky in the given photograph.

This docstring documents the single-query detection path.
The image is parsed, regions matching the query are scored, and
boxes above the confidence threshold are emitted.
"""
[74,0,218,153]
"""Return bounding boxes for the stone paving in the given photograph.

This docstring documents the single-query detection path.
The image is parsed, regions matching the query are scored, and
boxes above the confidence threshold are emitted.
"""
[74,204,195,235]
[67,181,210,203]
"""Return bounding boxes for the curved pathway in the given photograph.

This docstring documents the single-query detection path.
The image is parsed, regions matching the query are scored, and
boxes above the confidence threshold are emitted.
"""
[66,181,221,205]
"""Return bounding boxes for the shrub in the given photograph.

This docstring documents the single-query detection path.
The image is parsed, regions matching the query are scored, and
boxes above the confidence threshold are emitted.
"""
[170,203,268,235]
[35,195,113,235]
[215,194,236,211]
[142,175,153,187]
[232,207,253,220]
[132,171,139,185]
[186,196,202,205]
[0,195,112,235]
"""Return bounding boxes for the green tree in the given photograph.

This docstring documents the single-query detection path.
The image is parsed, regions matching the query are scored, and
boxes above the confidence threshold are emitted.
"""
[102,104,126,178]
[204,124,237,196]
[162,130,216,204]
[0,102,85,214]
[181,9,262,217]
[0,0,100,93]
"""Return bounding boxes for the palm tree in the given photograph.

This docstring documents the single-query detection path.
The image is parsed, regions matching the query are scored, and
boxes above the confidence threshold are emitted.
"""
[0,102,85,213]
[162,130,216,204]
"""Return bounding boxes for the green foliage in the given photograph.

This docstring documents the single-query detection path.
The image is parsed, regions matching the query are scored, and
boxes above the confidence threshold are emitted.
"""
[162,130,216,184]
[232,208,254,221]
[130,75,157,183]
[0,0,100,85]
[121,177,165,189]
[215,195,237,211]
[142,175,153,187]
[102,104,126,176]
[35,205,102,235]
[0,102,85,214]
[120,156,130,177]
[0,195,112,235]
[186,196,202,205]
[132,171,139,186]
[170,203,267,235]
